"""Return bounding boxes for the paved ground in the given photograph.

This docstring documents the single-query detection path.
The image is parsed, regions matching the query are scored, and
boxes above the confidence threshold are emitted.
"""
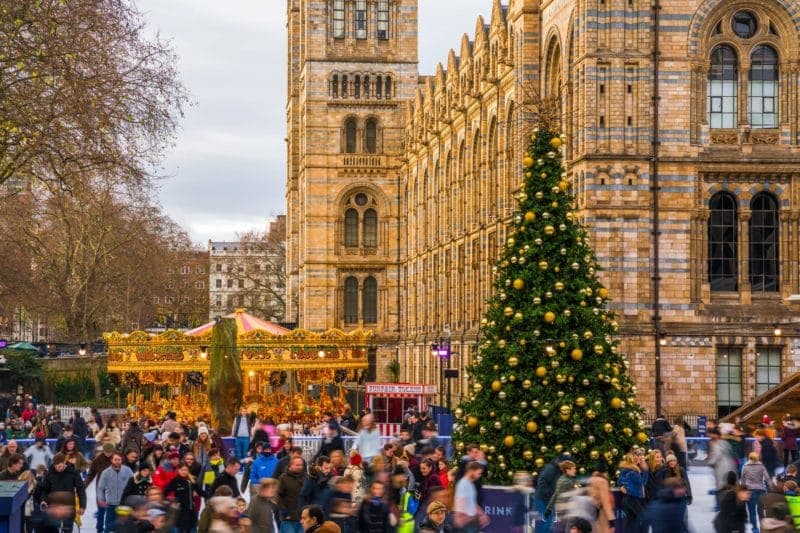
[72,465,737,532]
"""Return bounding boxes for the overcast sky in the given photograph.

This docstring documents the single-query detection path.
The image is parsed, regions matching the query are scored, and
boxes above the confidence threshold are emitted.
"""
[136,0,492,244]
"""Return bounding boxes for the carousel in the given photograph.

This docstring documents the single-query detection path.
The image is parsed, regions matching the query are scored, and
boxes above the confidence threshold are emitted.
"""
[103,309,373,426]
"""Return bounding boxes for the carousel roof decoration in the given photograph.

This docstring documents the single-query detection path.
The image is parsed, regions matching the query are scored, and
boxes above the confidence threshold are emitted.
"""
[184,309,290,337]
[103,309,373,374]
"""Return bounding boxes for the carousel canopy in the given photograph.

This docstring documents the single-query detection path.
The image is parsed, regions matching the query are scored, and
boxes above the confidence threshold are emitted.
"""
[185,309,289,337]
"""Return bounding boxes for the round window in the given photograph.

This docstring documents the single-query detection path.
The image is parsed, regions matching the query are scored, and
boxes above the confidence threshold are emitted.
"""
[354,193,368,206]
[732,11,758,39]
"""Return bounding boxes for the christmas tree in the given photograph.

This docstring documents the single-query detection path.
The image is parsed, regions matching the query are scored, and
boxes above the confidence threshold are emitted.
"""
[453,125,645,483]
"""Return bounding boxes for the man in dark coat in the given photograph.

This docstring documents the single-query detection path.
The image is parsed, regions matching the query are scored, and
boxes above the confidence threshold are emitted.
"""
[210,457,241,498]
[35,453,87,531]
[533,454,568,533]
[278,457,307,530]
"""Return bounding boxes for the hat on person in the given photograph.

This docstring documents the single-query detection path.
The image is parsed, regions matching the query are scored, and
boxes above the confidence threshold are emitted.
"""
[763,414,772,424]
[103,443,116,453]
[349,452,363,467]
[115,506,132,517]
[147,508,166,520]
[197,426,209,436]
[168,451,180,460]
[427,501,447,516]
[665,452,678,463]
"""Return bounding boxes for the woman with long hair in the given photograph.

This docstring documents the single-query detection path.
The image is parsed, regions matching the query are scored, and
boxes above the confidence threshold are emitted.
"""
[645,449,664,502]
[63,440,90,473]
[164,463,201,533]
[192,427,213,467]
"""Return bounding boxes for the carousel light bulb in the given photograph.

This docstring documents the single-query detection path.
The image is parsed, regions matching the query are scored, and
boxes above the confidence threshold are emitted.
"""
[318,350,326,358]
[200,346,208,359]
[248,370,255,377]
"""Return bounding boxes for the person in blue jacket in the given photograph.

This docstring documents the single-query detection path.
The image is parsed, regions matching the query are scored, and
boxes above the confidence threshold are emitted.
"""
[250,442,278,488]
[617,448,649,533]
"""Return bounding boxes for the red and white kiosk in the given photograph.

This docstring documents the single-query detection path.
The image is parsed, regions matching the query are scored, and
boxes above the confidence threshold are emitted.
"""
[364,382,437,436]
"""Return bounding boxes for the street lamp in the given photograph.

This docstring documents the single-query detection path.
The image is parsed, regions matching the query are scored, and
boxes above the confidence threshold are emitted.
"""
[431,333,456,412]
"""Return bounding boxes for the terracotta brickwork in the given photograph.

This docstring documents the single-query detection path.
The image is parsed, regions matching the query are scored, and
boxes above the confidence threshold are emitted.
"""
[287,0,800,416]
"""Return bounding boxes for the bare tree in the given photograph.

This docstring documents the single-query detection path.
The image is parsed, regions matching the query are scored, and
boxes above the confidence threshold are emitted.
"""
[229,217,286,322]
[0,0,187,193]
[0,176,187,341]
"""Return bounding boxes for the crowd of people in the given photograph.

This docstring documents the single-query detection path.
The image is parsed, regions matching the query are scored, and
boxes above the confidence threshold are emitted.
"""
[3,394,800,533]
[0,398,493,533]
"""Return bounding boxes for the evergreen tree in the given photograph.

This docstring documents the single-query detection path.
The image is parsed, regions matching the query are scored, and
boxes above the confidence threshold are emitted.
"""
[453,126,645,483]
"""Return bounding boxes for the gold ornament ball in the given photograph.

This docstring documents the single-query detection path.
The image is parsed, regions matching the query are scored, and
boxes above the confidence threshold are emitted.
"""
[559,405,572,416]
[494,421,502,430]
[538,260,549,270]
[526,421,538,433]
[598,287,609,299]
[554,444,564,453]
[524,211,536,222]
[558,180,569,192]
[623,427,634,437]
[503,435,515,447]
[636,432,649,443]
[504,307,514,317]
[604,423,614,433]
[590,450,600,460]
[508,356,519,367]
[540,172,548,179]
[544,225,555,236]
[491,380,502,392]
[544,311,556,324]
[586,409,597,419]
[554,282,565,291]
[610,397,623,409]
[498,340,506,348]
[550,137,562,149]
[473,383,483,392]
[523,155,534,167]
[514,312,523,321]
[594,344,605,355]
[536,366,547,378]
[498,391,507,399]
[575,396,586,407]
[583,330,593,339]
[522,379,532,389]
[513,278,525,290]
[535,458,545,468]
[467,416,478,427]
[455,407,464,418]
[523,450,534,460]
[570,348,583,361]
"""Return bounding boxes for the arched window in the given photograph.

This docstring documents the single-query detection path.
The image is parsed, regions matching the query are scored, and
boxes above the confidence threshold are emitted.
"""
[708,45,738,128]
[362,277,377,324]
[344,208,359,246]
[365,119,378,153]
[354,75,361,98]
[332,74,339,98]
[342,75,348,98]
[344,277,359,324]
[376,75,383,98]
[749,45,779,128]
[363,208,378,247]
[749,192,779,292]
[385,76,392,99]
[344,118,357,153]
[708,192,738,291]
[363,75,370,98]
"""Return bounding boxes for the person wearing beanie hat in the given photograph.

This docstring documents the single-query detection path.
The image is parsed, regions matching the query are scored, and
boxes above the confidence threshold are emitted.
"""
[121,462,152,503]
[152,450,181,491]
[192,425,212,467]
[656,452,692,505]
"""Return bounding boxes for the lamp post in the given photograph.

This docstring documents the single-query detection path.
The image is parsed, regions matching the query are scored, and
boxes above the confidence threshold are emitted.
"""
[431,333,457,412]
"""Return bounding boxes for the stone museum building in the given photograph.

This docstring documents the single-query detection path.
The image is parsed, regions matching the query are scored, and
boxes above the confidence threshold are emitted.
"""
[286,0,800,418]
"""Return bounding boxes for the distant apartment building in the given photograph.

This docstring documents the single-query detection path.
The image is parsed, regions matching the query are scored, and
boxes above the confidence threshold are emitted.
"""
[153,249,210,330]
[208,216,286,321]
